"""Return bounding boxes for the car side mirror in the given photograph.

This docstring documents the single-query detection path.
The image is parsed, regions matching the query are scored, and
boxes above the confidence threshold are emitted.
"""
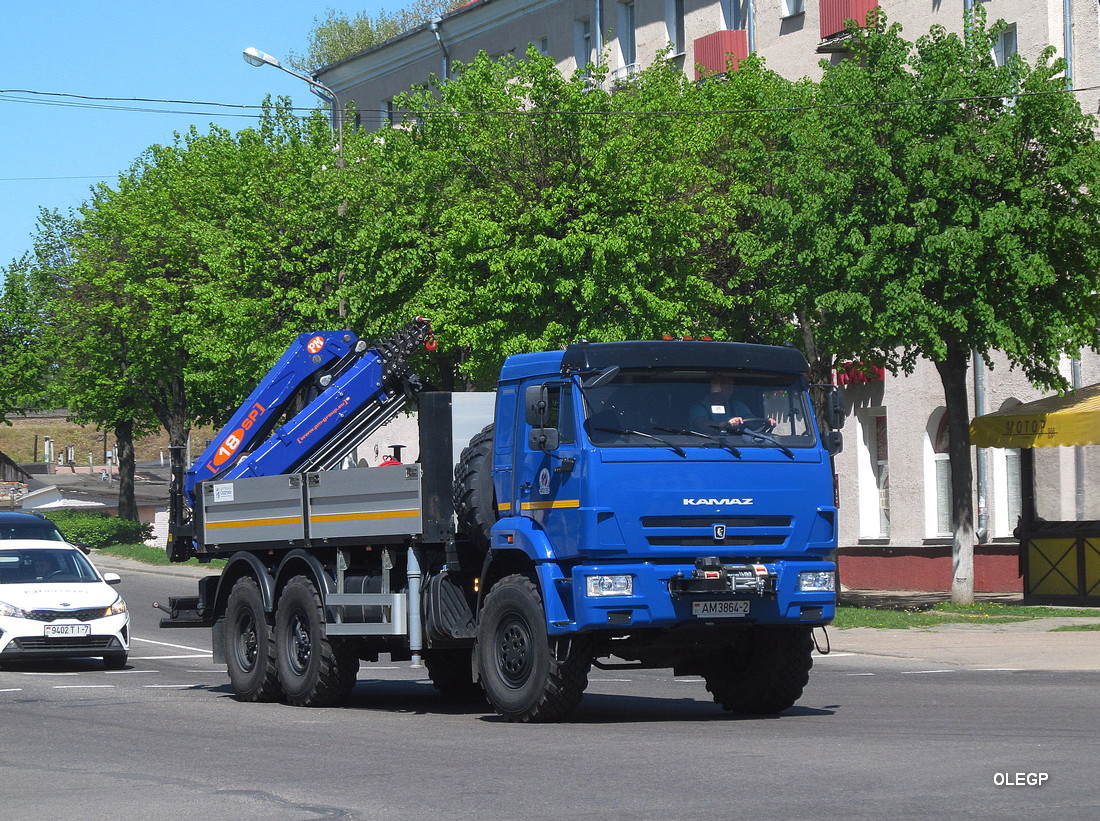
[103,572,122,586]
[827,389,846,430]
[525,385,549,427]
[528,427,560,452]
[824,430,843,455]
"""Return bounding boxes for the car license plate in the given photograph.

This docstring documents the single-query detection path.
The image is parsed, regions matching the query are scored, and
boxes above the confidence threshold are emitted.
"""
[692,600,750,618]
[45,624,91,638]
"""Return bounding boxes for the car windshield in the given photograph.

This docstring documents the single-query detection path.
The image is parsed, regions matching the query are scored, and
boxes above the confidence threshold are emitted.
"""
[0,548,100,584]
[582,368,816,451]
[0,523,65,541]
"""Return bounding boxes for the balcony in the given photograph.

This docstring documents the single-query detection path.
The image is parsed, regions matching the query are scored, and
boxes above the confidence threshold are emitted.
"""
[693,29,749,80]
[820,0,879,42]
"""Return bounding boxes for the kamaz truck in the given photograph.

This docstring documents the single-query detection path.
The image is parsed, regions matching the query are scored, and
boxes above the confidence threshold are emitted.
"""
[159,319,844,722]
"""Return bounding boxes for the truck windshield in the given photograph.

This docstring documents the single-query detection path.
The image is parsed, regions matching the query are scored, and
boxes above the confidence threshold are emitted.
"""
[582,368,816,451]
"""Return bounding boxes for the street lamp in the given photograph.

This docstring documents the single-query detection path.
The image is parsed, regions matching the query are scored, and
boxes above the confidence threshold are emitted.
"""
[243,46,344,166]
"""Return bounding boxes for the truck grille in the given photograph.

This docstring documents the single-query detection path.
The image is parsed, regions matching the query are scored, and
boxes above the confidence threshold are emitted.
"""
[26,608,106,623]
[641,515,792,549]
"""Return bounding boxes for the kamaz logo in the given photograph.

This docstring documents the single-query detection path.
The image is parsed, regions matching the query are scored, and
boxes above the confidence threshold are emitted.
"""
[683,498,753,506]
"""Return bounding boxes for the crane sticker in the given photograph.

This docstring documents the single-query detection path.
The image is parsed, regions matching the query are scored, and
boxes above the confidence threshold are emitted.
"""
[538,468,552,496]
[307,335,326,354]
[205,402,267,474]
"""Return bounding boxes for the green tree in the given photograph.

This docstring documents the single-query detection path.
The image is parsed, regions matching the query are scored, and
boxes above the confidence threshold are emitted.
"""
[288,2,461,72]
[338,51,733,387]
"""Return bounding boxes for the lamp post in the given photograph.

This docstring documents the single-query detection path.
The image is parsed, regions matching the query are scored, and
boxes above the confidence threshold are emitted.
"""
[243,46,344,167]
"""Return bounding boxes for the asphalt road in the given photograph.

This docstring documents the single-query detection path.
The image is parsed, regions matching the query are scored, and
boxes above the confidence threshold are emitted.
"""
[0,560,1096,821]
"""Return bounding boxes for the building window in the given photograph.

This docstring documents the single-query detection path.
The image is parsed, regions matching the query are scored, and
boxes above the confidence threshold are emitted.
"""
[575,18,593,71]
[720,0,745,30]
[993,22,1017,66]
[857,410,890,538]
[665,0,685,54]
[930,412,952,537]
[538,36,550,56]
[782,0,804,17]
[618,0,637,69]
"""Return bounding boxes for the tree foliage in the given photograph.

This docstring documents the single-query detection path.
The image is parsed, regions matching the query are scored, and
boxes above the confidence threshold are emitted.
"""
[287,2,463,72]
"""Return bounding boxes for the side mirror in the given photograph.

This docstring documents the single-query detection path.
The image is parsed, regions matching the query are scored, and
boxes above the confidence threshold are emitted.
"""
[528,427,560,452]
[525,385,549,427]
[824,430,843,455]
[827,389,846,430]
[103,572,122,586]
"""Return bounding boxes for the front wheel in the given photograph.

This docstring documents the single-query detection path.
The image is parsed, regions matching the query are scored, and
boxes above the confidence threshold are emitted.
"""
[275,575,359,707]
[225,576,281,702]
[702,626,813,715]
[476,574,591,722]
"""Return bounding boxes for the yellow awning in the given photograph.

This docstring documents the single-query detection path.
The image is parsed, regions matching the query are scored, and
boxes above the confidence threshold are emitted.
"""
[970,383,1100,449]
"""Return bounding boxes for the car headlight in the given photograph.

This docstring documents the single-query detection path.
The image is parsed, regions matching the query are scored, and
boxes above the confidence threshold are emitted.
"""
[586,575,634,597]
[105,598,128,617]
[797,571,835,593]
[0,599,27,618]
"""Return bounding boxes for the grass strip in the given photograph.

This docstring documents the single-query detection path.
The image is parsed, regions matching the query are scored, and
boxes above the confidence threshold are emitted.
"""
[95,542,225,569]
[833,601,1100,630]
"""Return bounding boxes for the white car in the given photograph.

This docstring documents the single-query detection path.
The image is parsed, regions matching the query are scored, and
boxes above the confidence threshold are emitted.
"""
[0,539,129,669]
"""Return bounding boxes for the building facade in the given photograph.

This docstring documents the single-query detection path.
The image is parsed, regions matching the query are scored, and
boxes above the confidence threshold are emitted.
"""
[317,0,1100,592]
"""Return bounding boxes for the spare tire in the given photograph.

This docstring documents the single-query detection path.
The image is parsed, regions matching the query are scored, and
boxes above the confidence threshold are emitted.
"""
[453,424,496,552]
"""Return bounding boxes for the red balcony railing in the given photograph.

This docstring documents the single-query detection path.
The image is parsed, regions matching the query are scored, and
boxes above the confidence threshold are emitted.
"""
[820,0,879,40]
[693,29,749,80]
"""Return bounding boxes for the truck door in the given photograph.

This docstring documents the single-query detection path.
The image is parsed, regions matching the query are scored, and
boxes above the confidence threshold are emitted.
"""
[516,381,583,552]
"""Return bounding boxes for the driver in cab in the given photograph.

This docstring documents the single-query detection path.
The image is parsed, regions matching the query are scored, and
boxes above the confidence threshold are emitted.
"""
[690,374,776,432]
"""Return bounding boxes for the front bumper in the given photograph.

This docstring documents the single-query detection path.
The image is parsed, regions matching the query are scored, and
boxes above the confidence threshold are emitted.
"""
[541,559,835,634]
[0,613,130,661]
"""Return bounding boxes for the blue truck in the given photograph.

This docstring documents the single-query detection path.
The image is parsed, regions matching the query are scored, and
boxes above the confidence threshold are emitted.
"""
[160,319,844,722]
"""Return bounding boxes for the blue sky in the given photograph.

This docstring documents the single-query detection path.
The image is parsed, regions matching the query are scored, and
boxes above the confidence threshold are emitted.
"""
[0,1,398,269]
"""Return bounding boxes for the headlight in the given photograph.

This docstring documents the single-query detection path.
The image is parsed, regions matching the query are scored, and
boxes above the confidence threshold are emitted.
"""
[798,571,835,593]
[105,598,128,617]
[586,575,634,597]
[0,599,27,618]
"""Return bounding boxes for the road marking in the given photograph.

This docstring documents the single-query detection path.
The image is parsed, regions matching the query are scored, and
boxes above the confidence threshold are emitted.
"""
[53,685,115,689]
[813,652,856,658]
[21,671,78,676]
[977,668,1023,672]
[590,678,632,683]
[144,684,200,689]
[132,637,210,653]
[900,670,953,675]
[133,654,212,660]
[104,669,159,675]
[847,673,875,676]
[0,688,22,692]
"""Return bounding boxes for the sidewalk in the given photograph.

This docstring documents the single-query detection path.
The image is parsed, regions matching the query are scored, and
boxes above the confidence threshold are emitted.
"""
[829,588,1100,672]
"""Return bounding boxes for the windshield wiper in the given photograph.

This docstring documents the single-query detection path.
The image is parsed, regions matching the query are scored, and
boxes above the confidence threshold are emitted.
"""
[654,427,742,458]
[594,427,686,457]
[711,424,794,458]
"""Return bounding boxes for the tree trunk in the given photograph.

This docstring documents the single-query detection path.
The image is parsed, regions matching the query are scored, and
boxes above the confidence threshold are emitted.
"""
[934,344,975,605]
[148,373,190,526]
[114,419,138,521]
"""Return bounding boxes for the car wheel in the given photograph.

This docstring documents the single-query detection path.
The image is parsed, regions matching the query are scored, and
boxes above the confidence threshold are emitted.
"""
[225,575,282,702]
[102,653,128,670]
[274,575,358,707]
[476,573,591,722]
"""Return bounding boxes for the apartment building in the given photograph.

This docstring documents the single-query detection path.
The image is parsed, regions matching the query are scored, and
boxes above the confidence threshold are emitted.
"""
[315,1,1100,593]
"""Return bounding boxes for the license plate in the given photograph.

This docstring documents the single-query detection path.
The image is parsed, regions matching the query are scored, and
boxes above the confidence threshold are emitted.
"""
[45,624,91,638]
[692,600,750,618]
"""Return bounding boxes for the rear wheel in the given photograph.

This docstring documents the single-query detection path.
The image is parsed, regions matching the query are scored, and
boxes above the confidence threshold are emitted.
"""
[225,576,281,702]
[476,574,591,722]
[275,575,359,707]
[701,626,813,715]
